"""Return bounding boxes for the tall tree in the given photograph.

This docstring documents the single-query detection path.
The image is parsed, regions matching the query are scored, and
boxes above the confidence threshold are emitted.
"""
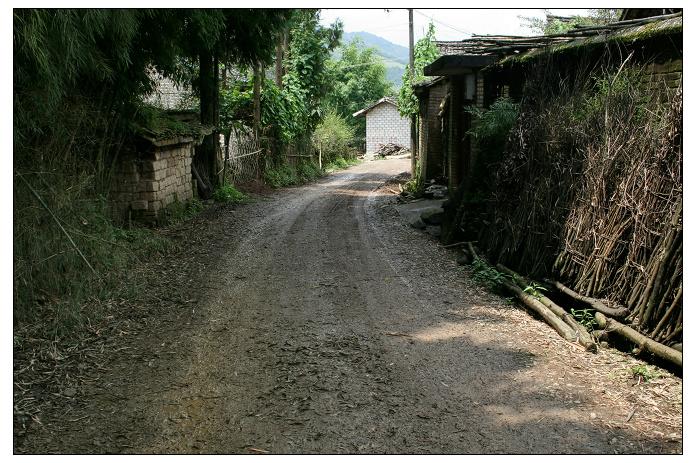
[13,9,186,146]
[324,38,393,134]
[173,9,293,195]
[282,10,342,132]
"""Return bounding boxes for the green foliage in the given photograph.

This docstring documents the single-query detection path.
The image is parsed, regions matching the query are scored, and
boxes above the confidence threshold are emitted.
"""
[14,9,170,143]
[212,184,246,203]
[397,22,440,117]
[281,10,342,132]
[402,178,419,194]
[174,10,293,68]
[520,9,622,35]
[403,160,424,195]
[523,282,547,299]
[471,258,508,291]
[228,10,343,151]
[466,97,520,152]
[263,155,358,188]
[325,38,393,132]
[571,308,598,330]
[574,67,646,125]
[220,83,254,128]
[312,110,356,162]
[630,364,662,382]
[263,163,300,188]
[297,161,323,182]
[261,78,306,142]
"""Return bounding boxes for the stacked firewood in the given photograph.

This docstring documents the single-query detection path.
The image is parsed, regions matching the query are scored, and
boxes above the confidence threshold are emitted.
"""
[375,143,409,157]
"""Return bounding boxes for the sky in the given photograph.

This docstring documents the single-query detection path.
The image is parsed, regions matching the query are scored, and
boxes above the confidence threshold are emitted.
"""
[319,9,592,47]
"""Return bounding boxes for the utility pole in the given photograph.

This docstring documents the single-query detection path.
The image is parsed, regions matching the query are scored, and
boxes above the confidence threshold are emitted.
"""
[409,9,414,73]
[408,9,417,177]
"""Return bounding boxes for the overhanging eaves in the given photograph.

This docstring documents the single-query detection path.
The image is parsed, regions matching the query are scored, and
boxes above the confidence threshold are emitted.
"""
[424,55,497,76]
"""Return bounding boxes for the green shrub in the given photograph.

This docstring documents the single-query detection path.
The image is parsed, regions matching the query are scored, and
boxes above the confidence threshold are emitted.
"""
[465,97,519,153]
[212,183,246,203]
[263,163,300,188]
[312,110,356,162]
[570,308,598,330]
[471,258,509,292]
[297,160,322,182]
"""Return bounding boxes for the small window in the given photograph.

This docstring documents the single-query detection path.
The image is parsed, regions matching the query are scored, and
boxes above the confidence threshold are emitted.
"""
[465,74,476,100]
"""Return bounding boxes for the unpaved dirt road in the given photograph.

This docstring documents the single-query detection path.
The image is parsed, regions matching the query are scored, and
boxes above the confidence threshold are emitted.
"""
[16,158,681,454]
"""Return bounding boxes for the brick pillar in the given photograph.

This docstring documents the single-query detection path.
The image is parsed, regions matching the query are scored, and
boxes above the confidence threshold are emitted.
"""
[448,76,464,193]
[418,94,429,182]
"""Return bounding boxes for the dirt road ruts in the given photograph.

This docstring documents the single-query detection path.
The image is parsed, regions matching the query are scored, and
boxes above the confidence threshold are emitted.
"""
[16,157,681,454]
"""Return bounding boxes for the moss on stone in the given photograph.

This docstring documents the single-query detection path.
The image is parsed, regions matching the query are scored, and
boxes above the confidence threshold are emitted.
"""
[131,105,212,142]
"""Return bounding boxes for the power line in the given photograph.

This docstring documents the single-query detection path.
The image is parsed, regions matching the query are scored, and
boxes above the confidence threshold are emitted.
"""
[356,22,409,33]
[413,9,471,37]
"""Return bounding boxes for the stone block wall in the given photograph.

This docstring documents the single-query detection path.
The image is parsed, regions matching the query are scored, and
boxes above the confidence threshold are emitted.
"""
[111,139,195,224]
[642,59,682,102]
[144,73,194,110]
[365,103,411,153]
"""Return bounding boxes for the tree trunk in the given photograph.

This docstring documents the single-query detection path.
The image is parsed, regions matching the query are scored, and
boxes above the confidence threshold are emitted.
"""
[548,280,630,318]
[497,264,596,351]
[197,48,222,197]
[253,61,262,137]
[595,314,682,368]
[501,280,580,344]
[275,29,287,89]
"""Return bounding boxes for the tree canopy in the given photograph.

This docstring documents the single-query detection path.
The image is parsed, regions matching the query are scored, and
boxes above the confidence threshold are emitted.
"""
[397,22,439,117]
[324,38,393,132]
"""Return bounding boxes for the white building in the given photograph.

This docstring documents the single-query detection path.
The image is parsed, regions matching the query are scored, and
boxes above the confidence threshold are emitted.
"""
[353,97,411,154]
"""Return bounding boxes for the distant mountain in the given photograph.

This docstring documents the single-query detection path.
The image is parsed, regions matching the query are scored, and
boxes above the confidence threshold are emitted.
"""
[342,31,409,64]
[339,31,408,88]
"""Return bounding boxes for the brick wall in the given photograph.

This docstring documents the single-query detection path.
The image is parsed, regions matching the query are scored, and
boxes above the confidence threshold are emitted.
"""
[365,102,411,153]
[422,80,448,179]
[475,72,485,108]
[111,139,194,224]
[468,73,486,182]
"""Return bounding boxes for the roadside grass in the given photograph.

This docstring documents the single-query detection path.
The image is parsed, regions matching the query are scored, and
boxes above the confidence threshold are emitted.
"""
[14,190,208,340]
[212,183,247,203]
[631,364,663,382]
[263,156,361,188]
[471,258,509,293]
[323,156,361,173]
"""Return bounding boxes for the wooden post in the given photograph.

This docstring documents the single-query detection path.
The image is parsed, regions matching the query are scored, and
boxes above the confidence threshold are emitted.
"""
[319,141,322,171]
[222,130,230,184]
